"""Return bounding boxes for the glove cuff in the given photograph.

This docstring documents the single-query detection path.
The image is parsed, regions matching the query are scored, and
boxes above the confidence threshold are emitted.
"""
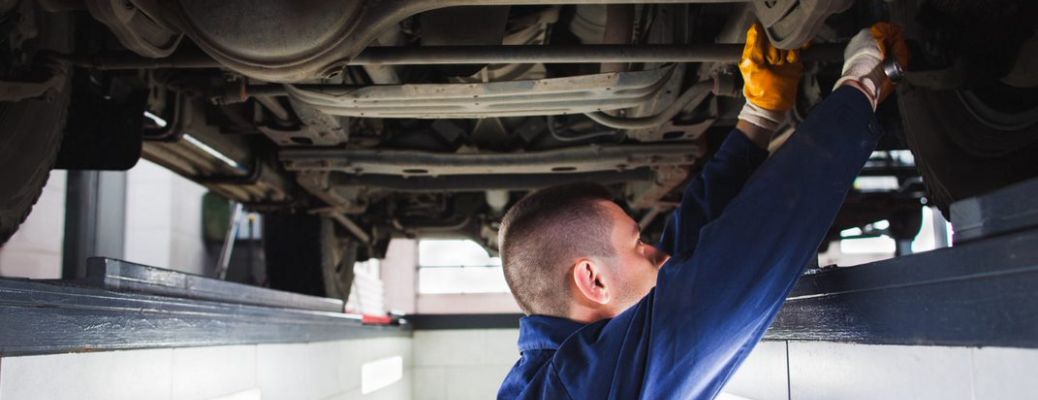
[834,28,885,110]
[834,76,880,111]
[738,101,786,132]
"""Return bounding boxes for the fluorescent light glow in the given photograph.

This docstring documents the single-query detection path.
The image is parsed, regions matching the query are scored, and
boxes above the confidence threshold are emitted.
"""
[889,149,916,165]
[143,111,168,128]
[840,227,863,238]
[361,356,403,394]
[853,176,900,192]
[840,236,896,254]
[182,133,244,171]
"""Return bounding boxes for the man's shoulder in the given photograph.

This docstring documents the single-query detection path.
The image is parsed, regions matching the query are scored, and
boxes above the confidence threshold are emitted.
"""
[499,349,572,399]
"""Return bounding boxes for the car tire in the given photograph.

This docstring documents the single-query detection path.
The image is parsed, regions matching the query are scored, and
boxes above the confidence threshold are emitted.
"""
[0,10,72,244]
[262,213,357,303]
[897,82,1038,217]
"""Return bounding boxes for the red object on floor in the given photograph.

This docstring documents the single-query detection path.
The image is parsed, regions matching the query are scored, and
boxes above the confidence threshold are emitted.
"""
[362,314,394,325]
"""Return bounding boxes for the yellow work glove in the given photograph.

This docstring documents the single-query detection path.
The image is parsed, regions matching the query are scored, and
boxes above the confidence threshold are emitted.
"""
[834,22,910,110]
[738,22,804,131]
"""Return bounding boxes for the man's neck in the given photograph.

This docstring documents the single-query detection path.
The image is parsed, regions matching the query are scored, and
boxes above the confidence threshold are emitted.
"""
[566,303,617,324]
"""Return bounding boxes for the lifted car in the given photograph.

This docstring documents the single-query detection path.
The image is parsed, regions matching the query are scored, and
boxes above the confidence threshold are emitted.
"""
[1,0,1035,301]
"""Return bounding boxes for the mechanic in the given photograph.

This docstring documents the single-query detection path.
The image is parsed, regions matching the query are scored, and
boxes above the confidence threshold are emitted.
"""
[496,22,909,400]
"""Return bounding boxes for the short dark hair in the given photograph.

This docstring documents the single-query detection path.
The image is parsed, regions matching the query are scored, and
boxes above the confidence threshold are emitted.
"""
[498,182,617,316]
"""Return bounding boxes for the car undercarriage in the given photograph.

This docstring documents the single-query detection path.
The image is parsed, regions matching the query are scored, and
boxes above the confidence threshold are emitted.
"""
[63,1,861,252]
[2,0,1036,299]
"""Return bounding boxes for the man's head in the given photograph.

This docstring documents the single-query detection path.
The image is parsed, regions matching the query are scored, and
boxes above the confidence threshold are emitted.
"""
[499,183,669,322]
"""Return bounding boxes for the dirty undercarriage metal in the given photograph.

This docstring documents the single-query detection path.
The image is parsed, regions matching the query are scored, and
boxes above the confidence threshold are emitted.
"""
[79,0,846,83]
[284,68,673,119]
[286,144,703,216]
[279,143,701,176]
[325,169,659,192]
[114,0,742,82]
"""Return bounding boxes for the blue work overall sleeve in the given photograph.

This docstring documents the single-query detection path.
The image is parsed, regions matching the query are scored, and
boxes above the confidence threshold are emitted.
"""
[498,86,883,400]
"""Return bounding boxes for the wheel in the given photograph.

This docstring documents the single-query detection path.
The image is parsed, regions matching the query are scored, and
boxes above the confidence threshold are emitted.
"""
[897,0,1038,217]
[0,9,72,244]
[262,213,357,302]
[898,82,1038,216]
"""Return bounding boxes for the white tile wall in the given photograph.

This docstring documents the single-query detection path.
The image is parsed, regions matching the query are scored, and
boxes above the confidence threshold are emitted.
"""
[171,345,256,400]
[444,365,512,400]
[720,342,1038,400]
[6,334,1038,400]
[788,342,974,400]
[412,329,518,400]
[123,159,208,275]
[0,348,174,400]
[412,367,447,400]
[413,330,487,368]
[415,293,521,314]
[167,175,207,275]
[340,335,415,394]
[721,341,789,400]
[971,346,1038,399]
[0,337,412,400]
[256,342,342,400]
[0,170,66,279]
[124,160,174,269]
[381,239,417,315]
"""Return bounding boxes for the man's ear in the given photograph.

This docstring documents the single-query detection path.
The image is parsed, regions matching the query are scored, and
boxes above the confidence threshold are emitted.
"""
[571,258,610,305]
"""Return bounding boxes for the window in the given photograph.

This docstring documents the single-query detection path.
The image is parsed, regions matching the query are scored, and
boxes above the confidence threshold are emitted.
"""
[417,239,509,294]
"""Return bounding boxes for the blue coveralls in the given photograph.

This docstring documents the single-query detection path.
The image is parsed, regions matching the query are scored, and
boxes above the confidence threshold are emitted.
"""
[498,87,883,400]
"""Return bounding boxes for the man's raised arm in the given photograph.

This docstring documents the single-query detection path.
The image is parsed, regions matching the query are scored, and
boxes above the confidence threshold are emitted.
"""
[644,24,908,398]
[656,23,802,258]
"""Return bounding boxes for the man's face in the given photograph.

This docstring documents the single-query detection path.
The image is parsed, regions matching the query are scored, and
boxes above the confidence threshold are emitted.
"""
[599,201,670,312]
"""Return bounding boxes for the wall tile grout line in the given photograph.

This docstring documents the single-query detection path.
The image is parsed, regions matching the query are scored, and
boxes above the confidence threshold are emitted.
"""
[968,348,977,400]
[169,349,174,400]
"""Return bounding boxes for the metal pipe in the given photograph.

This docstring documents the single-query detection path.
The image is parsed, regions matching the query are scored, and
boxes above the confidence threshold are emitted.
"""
[638,206,670,230]
[601,4,635,73]
[215,202,243,280]
[584,80,713,129]
[328,213,372,244]
[253,95,291,121]
[71,43,846,70]
[350,44,845,65]
[64,52,219,70]
[329,169,657,192]
[280,143,702,175]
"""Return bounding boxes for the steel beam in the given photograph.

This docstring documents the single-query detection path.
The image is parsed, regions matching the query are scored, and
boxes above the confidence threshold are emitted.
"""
[951,177,1038,244]
[85,257,345,313]
[279,144,701,176]
[71,43,845,71]
[350,43,845,66]
[328,169,657,192]
[0,264,405,356]
[284,67,675,119]
[766,226,1038,347]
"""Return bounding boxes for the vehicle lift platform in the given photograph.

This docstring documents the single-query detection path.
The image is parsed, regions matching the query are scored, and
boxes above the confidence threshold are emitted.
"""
[2,177,1037,356]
